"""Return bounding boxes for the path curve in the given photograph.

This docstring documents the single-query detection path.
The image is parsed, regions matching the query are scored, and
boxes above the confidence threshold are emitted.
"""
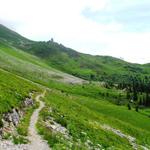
[0,91,50,150]
[28,90,50,150]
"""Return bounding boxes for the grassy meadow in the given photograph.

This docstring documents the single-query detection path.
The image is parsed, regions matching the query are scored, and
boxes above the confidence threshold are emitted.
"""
[0,25,150,149]
[0,68,41,114]
[37,89,150,149]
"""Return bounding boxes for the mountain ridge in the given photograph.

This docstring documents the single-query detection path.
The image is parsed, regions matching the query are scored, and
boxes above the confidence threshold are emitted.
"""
[0,24,150,83]
[0,24,147,65]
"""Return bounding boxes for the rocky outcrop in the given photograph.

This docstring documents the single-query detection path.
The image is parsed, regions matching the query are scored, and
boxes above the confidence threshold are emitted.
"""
[3,109,20,126]
[1,109,22,139]
[0,94,34,139]
[44,114,71,140]
[24,98,34,107]
[45,117,69,137]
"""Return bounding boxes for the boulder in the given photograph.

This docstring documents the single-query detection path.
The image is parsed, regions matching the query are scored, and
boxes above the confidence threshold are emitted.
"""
[3,109,20,127]
[11,109,20,126]
[24,98,34,107]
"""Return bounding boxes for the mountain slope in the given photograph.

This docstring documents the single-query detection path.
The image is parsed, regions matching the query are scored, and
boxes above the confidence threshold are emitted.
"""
[0,24,150,83]
[0,68,41,114]
[1,63,150,149]
[1,24,150,149]
[19,40,150,83]
[0,40,83,85]
[0,24,31,44]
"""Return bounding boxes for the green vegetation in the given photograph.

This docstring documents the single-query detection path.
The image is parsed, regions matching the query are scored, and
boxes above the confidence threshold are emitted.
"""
[0,68,41,114]
[37,90,150,149]
[1,24,150,84]
[13,135,28,144]
[0,39,82,87]
[0,24,31,44]
[0,67,41,143]
[19,40,150,83]
[118,75,150,108]
[0,24,150,149]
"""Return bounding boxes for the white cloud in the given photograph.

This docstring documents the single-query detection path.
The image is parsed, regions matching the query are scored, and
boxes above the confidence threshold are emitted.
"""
[0,0,150,64]
[97,32,150,64]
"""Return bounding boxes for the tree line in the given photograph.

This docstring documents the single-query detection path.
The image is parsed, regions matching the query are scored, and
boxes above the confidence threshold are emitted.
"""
[117,75,150,110]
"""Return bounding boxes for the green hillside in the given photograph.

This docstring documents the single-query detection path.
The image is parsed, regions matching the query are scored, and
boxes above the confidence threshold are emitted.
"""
[0,24,31,44]
[37,89,150,149]
[18,41,150,83]
[0,24,150,149]
[0,24,149,84]
[0,68,41,114]
[0,40,83,85]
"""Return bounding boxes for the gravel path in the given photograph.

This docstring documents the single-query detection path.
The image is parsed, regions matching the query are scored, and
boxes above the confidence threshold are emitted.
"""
[28,91,50,150]
[0,91,50,150]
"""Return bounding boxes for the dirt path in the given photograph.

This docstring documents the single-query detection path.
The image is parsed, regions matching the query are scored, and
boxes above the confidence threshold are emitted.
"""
[28,91,50,150]
[0,91,50,150]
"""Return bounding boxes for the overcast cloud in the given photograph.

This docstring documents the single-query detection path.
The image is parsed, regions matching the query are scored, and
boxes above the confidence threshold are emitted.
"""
[0,0,150,64]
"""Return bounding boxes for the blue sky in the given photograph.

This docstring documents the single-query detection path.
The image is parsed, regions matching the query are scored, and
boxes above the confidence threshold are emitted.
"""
[0,0,150,64]
[83,0,150,32]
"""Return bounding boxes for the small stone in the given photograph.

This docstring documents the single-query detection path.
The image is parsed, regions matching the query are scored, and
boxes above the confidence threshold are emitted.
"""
[24,98,34,107]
